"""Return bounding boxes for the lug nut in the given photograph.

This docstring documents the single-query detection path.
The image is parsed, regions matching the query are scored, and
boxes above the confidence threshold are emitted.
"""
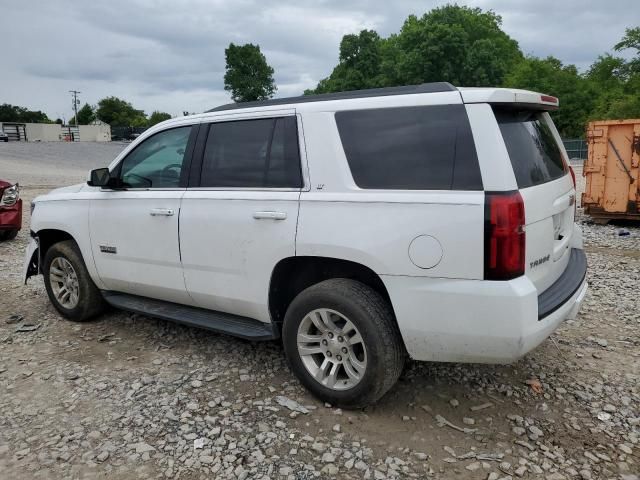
[328,332,334,339]
[337,336,344,342]
[326,351,332,357]
[341,347,348,354]
[322,339,328,345]
[336,355,342,361]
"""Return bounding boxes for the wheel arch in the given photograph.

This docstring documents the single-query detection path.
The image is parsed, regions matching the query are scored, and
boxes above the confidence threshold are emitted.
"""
[268,256,395,328]
[37,229,77,261]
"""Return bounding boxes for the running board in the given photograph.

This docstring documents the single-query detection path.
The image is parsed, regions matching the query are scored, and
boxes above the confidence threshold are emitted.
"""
[101,291,278,341]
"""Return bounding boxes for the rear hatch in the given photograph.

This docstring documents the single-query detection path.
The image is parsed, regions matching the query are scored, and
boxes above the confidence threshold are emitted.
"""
[494,108,575,293]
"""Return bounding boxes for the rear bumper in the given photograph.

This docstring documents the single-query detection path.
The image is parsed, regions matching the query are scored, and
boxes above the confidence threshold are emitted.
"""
[0,199,22,230]
[383,249,588,363]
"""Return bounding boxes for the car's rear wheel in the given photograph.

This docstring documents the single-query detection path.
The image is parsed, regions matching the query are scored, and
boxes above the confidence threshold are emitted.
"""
[43,240,106,321]
[282,279,405,408]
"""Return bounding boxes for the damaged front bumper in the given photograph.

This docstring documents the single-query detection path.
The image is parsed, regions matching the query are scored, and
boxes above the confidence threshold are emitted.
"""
[23,235,39,284]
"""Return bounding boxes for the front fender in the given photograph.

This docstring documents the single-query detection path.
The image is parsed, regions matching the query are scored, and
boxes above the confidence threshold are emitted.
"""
[23,236,39,284]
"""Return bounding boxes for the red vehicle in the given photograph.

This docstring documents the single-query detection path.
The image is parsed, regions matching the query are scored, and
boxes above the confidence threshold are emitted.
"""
[0,180,22,241]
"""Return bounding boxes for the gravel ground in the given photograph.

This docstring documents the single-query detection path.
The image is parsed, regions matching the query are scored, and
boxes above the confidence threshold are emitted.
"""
[0,143,638,480]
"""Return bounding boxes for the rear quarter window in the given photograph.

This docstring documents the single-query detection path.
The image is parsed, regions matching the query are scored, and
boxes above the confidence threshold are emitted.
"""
[494,109,567,188]
[335,105,482,190]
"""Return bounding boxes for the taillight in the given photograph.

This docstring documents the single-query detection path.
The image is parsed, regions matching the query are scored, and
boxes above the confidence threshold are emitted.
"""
[484,191,525,280]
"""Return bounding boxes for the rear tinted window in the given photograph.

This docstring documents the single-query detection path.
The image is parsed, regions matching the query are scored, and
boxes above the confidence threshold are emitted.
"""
[495,110,567,188]
[335,105,482,190]
[200,117,302,188]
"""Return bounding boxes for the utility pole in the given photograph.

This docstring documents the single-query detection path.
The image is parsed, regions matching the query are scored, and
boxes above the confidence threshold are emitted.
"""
[69,90,81,126]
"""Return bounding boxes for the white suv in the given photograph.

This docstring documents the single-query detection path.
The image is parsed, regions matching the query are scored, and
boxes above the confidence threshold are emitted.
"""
[23,83,587,407]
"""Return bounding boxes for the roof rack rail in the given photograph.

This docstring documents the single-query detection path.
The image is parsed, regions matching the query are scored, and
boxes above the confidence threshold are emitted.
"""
[207,82,457,112]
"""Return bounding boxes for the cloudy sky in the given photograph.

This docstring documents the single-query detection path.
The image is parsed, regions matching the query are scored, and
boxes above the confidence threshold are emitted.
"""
[1,0,637,121]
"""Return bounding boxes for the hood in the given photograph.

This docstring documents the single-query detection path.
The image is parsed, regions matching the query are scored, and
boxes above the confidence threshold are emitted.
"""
[33,183,88,204]
[0,180,13,189]
[47,183,87,195]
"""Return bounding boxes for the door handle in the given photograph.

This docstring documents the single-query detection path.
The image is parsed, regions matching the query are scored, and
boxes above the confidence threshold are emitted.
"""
[149,208,174,217]
[253,211,287,220]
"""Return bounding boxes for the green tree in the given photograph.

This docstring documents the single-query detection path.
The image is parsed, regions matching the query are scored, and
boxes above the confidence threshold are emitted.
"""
[147,111,172,126]
[308,5,522,93]
[587,26,640,120]
[614,26,640,74]
[504,56,595,137]
[395,7,522,86]
[0,104,50,123]
[310,30,386,94]
[95,96,147,126]
[71,103,95,125]
[224,43,276,102]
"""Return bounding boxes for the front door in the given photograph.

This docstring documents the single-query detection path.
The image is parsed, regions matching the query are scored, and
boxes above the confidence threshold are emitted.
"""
[180,115,303,322]
[89,124,197,304]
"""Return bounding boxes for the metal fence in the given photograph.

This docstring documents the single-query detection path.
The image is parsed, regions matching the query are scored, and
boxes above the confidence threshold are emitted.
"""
[111,126,148,141]
[563,138,588,160]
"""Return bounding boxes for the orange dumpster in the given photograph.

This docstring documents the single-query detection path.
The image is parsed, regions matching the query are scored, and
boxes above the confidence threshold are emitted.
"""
[583,119,640,223]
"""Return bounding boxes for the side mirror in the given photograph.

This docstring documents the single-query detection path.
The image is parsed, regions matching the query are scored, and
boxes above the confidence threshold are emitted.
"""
[87,168,111,187]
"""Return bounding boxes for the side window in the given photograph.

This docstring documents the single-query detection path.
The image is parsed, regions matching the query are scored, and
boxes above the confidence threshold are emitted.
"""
[200,117,302,188]
[335,105,482,190]
[118,126,192,188]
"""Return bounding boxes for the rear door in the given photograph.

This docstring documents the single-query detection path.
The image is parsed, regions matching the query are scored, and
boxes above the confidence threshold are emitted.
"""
[179,113,303,322]
[494,109,575,293]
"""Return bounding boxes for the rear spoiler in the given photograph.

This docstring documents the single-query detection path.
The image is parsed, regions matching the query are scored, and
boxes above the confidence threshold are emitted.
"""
[458,88,559,111]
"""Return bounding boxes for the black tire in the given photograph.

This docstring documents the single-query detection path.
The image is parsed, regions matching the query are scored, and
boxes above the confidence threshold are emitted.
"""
[282,279,405,408]
[43,240,106,321]
[0,229,19,241]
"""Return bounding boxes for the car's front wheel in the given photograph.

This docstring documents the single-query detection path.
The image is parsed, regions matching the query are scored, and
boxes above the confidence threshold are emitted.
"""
[282,279,405,408]
[43,240,106,321]
[0,229,19,241]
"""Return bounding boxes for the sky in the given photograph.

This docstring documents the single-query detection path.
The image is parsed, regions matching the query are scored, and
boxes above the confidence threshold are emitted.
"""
[0,0,638,121]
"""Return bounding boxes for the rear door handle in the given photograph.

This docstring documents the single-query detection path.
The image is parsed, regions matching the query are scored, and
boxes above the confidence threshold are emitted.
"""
[253,211,287,220]
[149,208,174,217]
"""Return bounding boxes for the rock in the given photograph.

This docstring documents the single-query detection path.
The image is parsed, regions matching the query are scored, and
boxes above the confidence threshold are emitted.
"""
[619,444,633,455]
[463,417,475,425]
[311,443,326,453]
[96,451,109,462]
[332,424,341,433]
[466,461,481,471]
[134,442,155,454]
[488,473,500,480]
[579,470,592,480]
[322,452,336,463]
[546,473,566,480]
[6,314,23,324]
[450,399,459,407]
[321,464,339,475]
[603,404,616,412]
[470,402,493,411]
[275,396,309,414]
[528,425,543,437]
[515,465,527,477]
